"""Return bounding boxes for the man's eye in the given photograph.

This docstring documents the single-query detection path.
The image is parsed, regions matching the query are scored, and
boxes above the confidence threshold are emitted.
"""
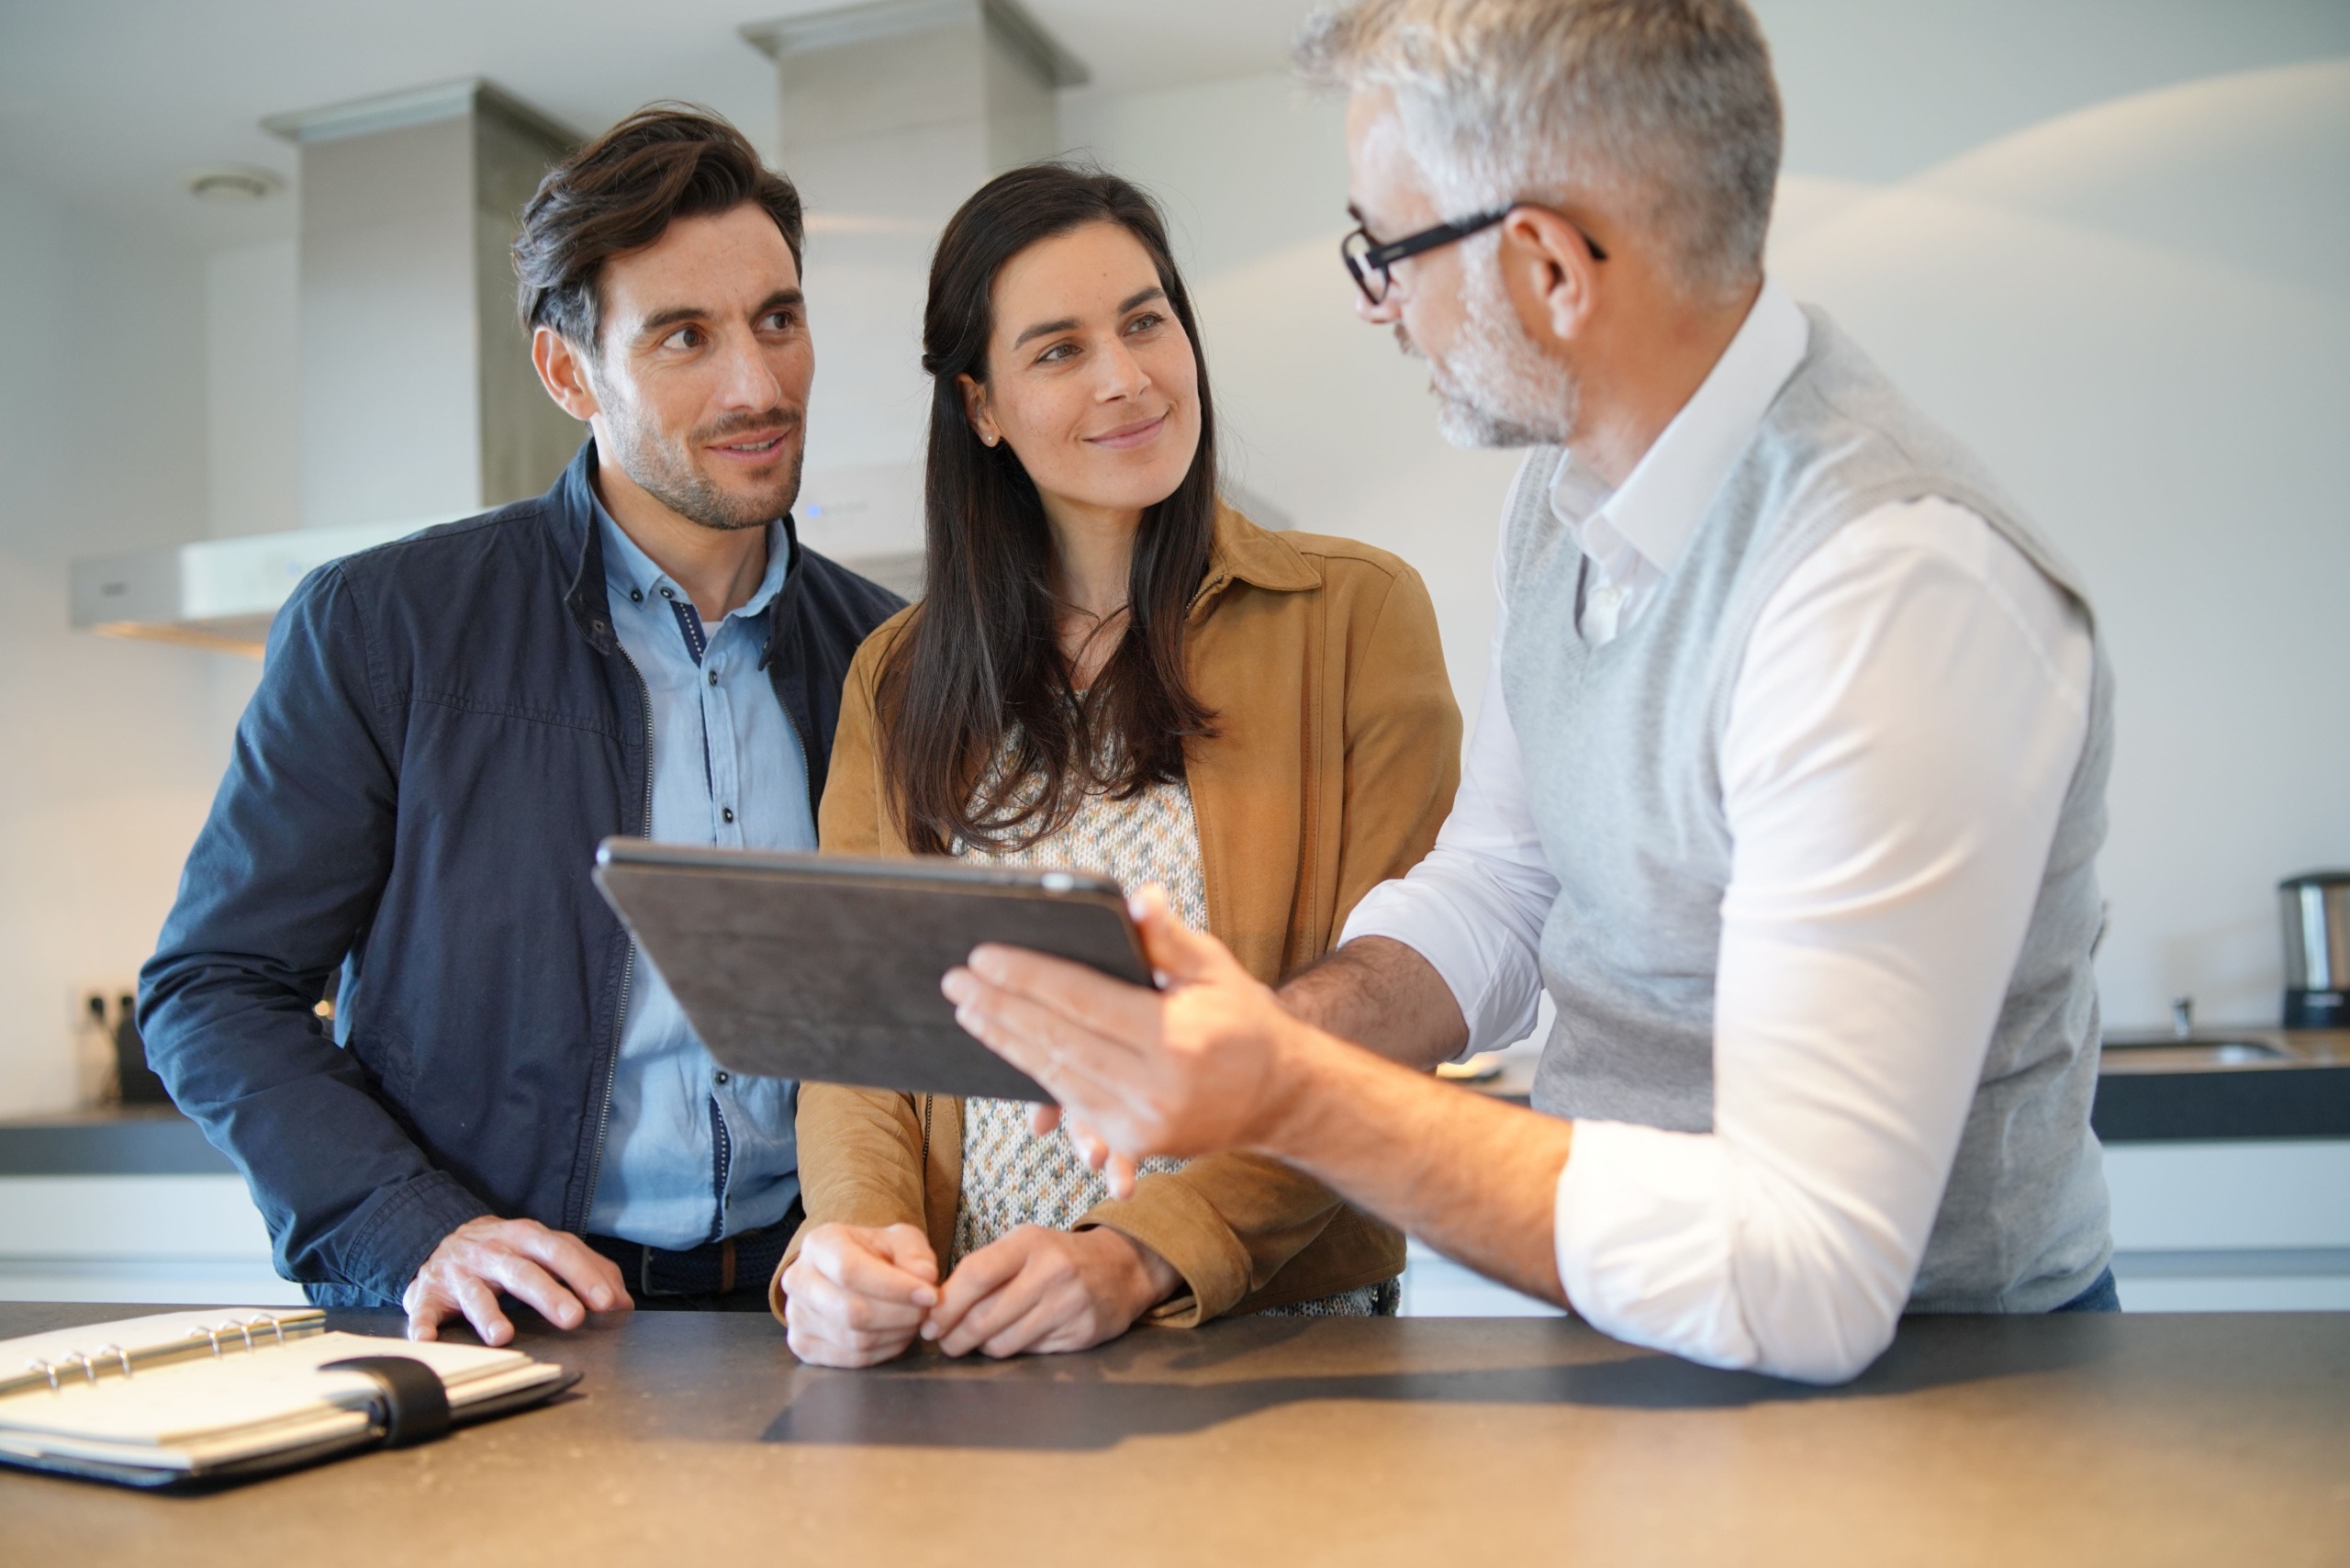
[762,310,799,332]
[662,326,703,351]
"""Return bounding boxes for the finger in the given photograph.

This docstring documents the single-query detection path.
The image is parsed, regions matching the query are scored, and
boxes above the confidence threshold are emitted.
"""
[786,1267,932,1335]
[1028,1103,1063,1137]
[808,1229,939,1305]
[954,946,1163,1056]
[483,1251,587,1331]
[924,1239,1031,1340]
[871,1224,939,1284]
[1126,884,1234,987]
[1104,1152,1138,1201]
[404,1282,452,1342]
[1066,1119,1110,1170]
[515,1226,630,1313]
[978,1292,1075,1360]
[453,1271,515,1348]
[947,982,1166,1145]
[948,968,1144,1090]
[938,1263,1053,1358]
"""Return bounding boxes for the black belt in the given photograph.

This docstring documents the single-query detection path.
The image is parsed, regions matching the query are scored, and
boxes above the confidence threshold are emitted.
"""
[585,1204,800,1299]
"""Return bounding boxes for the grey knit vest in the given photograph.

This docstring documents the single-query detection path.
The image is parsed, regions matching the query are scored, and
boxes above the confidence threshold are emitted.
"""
[1503,306,2112,1312]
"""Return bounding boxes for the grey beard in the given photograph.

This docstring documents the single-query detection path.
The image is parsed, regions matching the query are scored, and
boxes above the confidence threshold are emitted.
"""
[602,399,804,532]
[1429,265,1578,450]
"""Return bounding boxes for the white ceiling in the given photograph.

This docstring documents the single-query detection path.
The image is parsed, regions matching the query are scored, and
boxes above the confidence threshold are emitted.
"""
[0,0,1320,252]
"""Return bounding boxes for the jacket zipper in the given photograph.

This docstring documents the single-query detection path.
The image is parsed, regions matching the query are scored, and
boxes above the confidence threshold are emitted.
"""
[582,644,655,1215]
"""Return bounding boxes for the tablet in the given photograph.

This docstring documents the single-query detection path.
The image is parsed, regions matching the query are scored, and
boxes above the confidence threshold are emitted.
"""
[591,838,1154,1102]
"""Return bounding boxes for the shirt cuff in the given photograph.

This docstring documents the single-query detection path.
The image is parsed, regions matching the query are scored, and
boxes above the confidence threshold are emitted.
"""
[1553,1120,1761,1372]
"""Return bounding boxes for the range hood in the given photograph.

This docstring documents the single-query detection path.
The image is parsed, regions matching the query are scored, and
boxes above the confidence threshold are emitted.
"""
[71,519,442,655]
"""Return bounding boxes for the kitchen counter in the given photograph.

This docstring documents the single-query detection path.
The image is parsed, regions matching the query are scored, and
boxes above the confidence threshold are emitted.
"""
[7,1029,2344,1182]
[1454,1028,2350,1142]
[0,1108,229,1175]
[1,1302,2343,1565]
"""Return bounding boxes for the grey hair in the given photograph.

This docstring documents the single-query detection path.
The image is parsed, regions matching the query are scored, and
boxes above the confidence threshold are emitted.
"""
[1296,0,1782,304]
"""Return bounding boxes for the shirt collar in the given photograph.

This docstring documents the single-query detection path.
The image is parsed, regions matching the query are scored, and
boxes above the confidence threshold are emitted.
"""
[1548,278,1810,577]
[596,493,791,624]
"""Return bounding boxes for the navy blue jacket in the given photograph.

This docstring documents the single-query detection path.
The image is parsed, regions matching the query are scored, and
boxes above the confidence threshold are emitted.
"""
[140,443,903,1306]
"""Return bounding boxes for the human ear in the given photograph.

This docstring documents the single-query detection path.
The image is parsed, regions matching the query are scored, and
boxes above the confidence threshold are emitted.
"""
[1499,207,1600,347]
[532,326,601,421]
[957,372,1002,448]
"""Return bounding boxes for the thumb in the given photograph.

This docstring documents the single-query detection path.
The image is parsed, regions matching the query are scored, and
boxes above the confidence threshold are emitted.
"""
[1129,883,1234,988]
[876,1222,939,1282]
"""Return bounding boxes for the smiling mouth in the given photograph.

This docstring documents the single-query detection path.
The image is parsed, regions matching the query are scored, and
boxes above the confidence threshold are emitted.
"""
[1086,412,1168,449]
[702,421,799,462]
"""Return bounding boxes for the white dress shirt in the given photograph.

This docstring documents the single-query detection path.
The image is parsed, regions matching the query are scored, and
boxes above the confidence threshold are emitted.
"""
[1342,282,2095,1381]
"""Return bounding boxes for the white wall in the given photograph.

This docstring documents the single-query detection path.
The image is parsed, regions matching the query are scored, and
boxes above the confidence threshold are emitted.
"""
[0,177,235,1116]
[1061,6,2350,1034]
[205,239,300,541]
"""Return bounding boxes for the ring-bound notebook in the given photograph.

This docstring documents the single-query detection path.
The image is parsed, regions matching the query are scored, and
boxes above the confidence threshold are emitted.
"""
[0,1308,576,1488]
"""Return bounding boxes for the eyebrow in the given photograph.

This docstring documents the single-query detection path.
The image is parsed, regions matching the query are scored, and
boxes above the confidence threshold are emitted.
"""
[1009,286,1169,350]
[635,289,804,340]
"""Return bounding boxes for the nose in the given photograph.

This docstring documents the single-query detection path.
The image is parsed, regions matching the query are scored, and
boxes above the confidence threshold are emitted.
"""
[715,329,785,409]
[1096,335,1150,400]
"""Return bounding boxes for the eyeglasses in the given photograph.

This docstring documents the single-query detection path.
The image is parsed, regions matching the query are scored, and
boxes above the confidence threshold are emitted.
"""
[1340,203,1608,307]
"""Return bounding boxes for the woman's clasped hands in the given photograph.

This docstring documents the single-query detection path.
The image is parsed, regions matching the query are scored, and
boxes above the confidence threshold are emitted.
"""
[780,1216,1180,1367]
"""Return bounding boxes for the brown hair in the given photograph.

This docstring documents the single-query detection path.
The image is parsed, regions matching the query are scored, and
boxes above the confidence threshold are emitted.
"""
[877,163,1219,856]
[512,104,804,353]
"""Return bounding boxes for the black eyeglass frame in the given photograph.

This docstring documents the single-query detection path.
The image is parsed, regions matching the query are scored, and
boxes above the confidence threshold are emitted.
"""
[1340,203,1608,306]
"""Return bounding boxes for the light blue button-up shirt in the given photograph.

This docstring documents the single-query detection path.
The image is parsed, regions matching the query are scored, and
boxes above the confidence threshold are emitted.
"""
[586,504,815,1249]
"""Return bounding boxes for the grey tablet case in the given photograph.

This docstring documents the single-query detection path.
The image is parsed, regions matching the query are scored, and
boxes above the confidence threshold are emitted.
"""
[591,838,1154,1102]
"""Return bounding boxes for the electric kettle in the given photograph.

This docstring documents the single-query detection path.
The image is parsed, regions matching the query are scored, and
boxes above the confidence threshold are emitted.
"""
[2279,870,2350,1028]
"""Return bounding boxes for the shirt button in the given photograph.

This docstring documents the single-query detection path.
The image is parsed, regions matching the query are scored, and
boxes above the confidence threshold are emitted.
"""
[630,588,643,603]
[659,586,676,599]
[708,668,719,686]
[722,806,736,823]
[713,1070,730,1085]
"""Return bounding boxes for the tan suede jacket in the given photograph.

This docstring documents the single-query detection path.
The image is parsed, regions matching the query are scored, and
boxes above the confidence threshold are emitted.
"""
[773,503,1461,1326]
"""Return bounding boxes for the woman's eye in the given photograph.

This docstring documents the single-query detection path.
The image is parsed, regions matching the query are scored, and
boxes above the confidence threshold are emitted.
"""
[1036,342,1078,364]
[1125,311,1165,334]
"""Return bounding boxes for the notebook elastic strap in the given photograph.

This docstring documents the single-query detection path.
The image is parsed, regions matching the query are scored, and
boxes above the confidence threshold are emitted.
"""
[319,1356,453,1448]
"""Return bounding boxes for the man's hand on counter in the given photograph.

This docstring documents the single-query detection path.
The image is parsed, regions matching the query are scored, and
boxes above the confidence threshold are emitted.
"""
[404,1215,632,1346]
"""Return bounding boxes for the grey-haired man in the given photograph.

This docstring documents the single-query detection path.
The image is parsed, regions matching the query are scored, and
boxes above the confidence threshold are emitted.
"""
[931,0,2118,1383]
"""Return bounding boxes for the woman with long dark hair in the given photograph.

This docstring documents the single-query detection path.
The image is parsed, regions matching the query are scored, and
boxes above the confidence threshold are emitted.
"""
[773,165,1460,1364]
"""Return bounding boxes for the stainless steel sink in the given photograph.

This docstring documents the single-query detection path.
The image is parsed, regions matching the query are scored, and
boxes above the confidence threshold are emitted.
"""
[2098,1036,2299,1074]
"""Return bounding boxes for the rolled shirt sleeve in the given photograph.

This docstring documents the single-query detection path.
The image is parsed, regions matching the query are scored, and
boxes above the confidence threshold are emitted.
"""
[1553,498,2095,1383]
[1340,558,1555,1058]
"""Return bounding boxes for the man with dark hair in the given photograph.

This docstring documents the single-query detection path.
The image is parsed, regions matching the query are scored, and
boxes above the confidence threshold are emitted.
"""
[142,107,901,1341]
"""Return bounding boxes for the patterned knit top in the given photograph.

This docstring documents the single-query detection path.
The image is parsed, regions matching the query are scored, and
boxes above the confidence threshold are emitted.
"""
[950,775,1204,1264]
[947,767,1396,1319]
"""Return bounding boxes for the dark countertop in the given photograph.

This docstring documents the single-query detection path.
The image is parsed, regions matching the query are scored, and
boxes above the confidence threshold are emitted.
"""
[1457,1027,2350,1142]
[6,1028,2344,1178]
[0,1303,2344,1565]
[0,1108,232,1175]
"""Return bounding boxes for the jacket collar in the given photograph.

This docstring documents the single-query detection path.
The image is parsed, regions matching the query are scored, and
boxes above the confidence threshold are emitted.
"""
[1192,498,1319,617]
[554,438,806,661]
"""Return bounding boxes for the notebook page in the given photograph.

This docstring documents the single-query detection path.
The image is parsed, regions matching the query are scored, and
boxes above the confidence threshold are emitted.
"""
[2,1309,325,1386]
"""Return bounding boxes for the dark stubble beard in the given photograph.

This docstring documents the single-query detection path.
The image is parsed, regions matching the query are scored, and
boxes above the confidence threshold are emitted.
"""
[1409,245,1579,451]
[600,394,807,533]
